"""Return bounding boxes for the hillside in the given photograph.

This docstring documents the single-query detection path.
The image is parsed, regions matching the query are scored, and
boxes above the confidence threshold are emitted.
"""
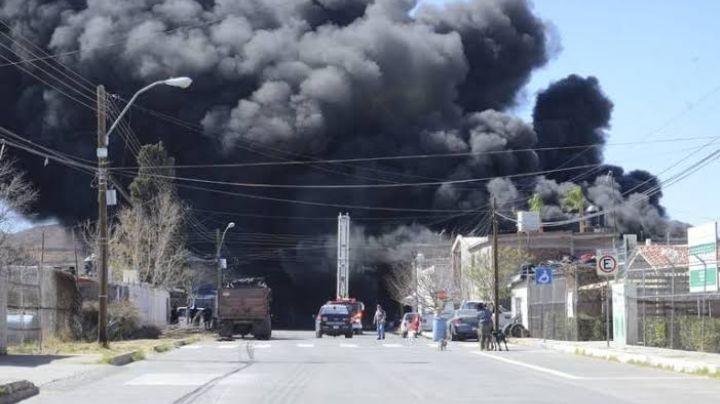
[4,224,86,268]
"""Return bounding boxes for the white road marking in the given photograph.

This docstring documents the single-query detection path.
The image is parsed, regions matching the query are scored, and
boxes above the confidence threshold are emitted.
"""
[472,351,581,380]
[426,343,437,348]
[383,343,402,348]
[218,344,239,349]
[340,343,358,348]
[126,373,221,386]
[587,376,690,380]
[253,343,272,349]
[470,352,685,381]
[297,343,314,348]
[180,345,202,350]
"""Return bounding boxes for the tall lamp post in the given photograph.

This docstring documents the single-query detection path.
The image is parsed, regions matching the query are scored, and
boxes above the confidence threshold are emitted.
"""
[96,77,192,347]
[215,222,235,324]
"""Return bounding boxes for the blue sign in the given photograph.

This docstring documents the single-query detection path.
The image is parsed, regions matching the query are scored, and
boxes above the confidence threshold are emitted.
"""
[535,266,553,285]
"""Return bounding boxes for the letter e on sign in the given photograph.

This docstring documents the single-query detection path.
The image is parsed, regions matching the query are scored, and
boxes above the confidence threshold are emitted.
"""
[596,254,618,276]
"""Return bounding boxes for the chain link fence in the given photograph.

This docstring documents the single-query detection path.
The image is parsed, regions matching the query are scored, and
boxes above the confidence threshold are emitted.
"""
[522,244,720,353]
[526,264,610,342]
[624,246,720,352]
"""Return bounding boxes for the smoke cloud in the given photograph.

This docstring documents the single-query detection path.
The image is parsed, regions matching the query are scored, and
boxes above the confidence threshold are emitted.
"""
[0,0,684,322]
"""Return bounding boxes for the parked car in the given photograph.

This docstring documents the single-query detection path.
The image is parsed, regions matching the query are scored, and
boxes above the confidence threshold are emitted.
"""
[462,302,515,332]
[315,304,353,338]
[400,312,421,338]
[447,309,480,341]
[461,301,488,311]
[421,312,434,332]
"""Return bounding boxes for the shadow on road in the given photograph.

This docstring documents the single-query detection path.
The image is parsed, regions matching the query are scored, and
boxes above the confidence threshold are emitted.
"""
[0,354,71,367]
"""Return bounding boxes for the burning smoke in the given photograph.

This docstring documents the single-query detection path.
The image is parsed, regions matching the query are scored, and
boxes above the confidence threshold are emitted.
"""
[0,0,684,322]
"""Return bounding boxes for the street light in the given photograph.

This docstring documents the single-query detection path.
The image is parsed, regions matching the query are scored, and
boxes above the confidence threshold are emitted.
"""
[96,77,192,347]
[105,77,193,139]
[215,222,235,326]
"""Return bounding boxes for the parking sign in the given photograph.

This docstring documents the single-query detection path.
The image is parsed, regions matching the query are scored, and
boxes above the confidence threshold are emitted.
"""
[596,249,618,276]
[535,266,553,285]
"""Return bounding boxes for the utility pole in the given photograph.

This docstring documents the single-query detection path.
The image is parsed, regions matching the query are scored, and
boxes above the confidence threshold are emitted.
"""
[96,85,109,348]
[414,253,424,314]
[215,222,234,327]
[608,171,616,348]
[216,228,222,294]
[492,198,500,332]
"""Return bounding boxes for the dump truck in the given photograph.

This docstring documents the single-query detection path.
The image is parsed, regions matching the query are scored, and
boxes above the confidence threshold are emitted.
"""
[217,277,272,340]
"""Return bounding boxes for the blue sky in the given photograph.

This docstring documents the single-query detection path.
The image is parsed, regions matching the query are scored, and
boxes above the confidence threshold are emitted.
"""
[419,0,720,226]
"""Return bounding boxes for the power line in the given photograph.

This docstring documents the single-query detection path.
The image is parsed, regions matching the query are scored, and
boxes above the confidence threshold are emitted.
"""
[112,162,602,189]
[107,136,720,171]
[0,17,228,68]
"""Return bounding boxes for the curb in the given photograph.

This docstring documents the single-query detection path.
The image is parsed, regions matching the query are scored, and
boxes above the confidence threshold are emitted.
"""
[0,380,39,404]
[108,351,142,366]
[518,339,720,377]
[106,338,195,366]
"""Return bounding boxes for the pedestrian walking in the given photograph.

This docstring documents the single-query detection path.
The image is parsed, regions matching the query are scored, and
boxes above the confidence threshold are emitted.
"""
[478,306,493,350]
[373,304,386,340]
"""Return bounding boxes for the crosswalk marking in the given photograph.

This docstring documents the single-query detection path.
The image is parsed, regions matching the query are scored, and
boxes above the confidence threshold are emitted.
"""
[218,344,239,349]
[254,343,272,349]
[340,343,358,348]
[297,343,314,348]
[382,343,402,348]
[180,345,202,350]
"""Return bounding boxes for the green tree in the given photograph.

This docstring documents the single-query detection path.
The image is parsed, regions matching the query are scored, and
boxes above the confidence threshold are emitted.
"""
[466,247,533,302]
[111,142,189,288]
[129,141,176,206]
[562,185,584,213]
[562,185,585,231]
[528,193,544,213]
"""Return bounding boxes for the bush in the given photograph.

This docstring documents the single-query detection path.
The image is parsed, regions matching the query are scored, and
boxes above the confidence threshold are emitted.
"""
[644,318,668,348]
[80,301,142,341]
[131,325,162,340]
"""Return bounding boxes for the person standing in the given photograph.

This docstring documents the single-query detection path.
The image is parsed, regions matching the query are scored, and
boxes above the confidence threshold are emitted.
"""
[478,305,493,350]
[373,304,386,340]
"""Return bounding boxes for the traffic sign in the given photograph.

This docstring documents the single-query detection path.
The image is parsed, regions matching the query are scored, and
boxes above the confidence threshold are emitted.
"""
[596,249,618,276]
[535,266,553,285]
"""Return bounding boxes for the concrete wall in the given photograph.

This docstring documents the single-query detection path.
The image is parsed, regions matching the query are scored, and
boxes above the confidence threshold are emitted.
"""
[82,279,170,328]
[126,284,169,327]
[0,267,7,355]
[511,286,529,329]
[110,283,169,327]
[5,266,79,345]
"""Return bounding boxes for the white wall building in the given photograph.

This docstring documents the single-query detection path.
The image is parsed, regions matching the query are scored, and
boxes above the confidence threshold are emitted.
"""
[450,235,485,300]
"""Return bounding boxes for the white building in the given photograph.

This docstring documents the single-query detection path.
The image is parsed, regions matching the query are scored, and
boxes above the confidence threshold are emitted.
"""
[451,235,485,300]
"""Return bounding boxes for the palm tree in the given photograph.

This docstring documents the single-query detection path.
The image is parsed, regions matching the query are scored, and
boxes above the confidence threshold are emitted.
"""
[528,193,544,213]
[562,185,585,232]
[527,193,544,232]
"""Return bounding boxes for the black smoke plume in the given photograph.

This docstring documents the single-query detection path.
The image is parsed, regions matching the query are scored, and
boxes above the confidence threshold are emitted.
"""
[0,0,681,323]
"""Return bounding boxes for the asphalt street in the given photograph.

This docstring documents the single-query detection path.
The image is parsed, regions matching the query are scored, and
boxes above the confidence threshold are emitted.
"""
[29,330,720,404]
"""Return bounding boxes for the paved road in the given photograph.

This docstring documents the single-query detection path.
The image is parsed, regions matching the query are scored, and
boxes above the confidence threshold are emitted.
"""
[30,330,720,403]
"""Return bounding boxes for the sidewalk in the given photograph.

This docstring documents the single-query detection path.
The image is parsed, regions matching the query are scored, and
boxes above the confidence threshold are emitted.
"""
[0,353,106,387]
[516,339,720,376]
